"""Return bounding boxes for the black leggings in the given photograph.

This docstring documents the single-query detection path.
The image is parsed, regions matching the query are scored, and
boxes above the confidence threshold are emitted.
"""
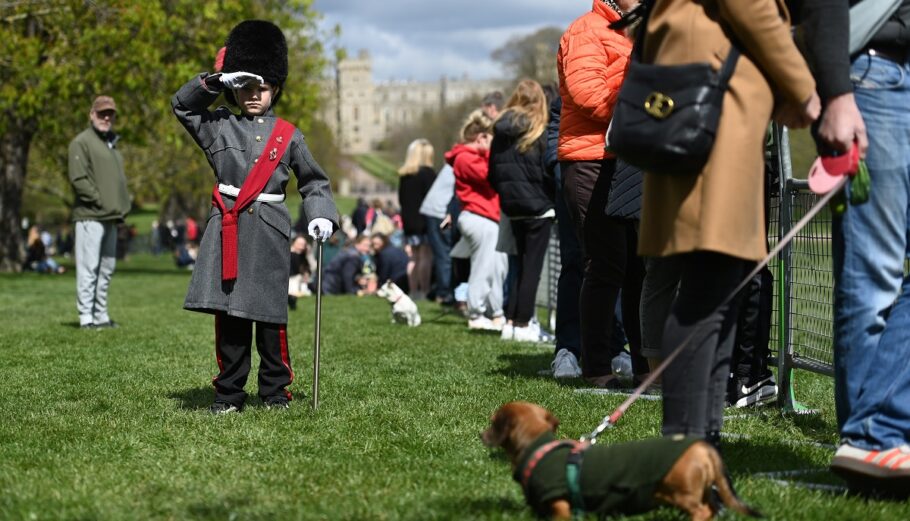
[505,218,553,324]
[660,251,749,437]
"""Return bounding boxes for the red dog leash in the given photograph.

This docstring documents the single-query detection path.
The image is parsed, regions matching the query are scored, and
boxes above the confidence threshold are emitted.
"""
[581,176,848,443]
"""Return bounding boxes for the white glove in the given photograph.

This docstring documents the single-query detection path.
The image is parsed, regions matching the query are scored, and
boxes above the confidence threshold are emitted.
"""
[308,218,333,242]
[220,71,264,89]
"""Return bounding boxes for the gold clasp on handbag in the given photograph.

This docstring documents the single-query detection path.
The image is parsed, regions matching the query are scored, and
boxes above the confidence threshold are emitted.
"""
[644,92,674,119]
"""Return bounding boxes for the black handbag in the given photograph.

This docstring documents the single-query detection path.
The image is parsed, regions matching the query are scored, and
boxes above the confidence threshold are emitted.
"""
[607,4,740,175]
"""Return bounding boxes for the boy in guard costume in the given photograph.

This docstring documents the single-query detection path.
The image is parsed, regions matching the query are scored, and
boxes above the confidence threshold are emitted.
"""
[172,20,337,414]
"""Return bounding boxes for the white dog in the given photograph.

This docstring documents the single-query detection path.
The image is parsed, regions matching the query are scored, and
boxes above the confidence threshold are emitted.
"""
[376,280,421,327]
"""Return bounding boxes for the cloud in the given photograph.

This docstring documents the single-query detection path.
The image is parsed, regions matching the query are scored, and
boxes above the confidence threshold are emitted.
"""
[312,0,591,81]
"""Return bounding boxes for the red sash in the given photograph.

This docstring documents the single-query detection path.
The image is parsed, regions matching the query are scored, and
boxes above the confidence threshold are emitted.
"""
[212,118,295,281]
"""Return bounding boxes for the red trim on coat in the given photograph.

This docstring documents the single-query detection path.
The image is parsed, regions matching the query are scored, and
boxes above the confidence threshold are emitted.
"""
[279,324,294,400]
[213,313,225,385]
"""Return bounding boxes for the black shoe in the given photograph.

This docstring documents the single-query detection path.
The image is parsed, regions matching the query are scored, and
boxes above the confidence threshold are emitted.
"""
[726,372,777,408]
[209,401,240,414]
[288,295,298,310]
[94,321,120,329]
[264,396,290,410]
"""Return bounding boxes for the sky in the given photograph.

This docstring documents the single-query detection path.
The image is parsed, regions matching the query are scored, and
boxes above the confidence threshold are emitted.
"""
[311,0,593,82]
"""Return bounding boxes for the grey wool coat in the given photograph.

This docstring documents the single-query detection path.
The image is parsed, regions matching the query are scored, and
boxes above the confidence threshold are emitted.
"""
[173,74,338,323]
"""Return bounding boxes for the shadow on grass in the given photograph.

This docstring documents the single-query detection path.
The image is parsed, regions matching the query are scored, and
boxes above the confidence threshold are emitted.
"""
[490,352,553,380]
[490,352,594,390]
[788,410,837,441]
[726,437,821,474]
[185,497,253,519]
[419,495,527,520]
[169,386,214,410]
[420,308,466,325]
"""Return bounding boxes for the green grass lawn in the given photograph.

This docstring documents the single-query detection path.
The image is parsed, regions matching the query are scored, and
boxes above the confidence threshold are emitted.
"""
[1,253,908,520]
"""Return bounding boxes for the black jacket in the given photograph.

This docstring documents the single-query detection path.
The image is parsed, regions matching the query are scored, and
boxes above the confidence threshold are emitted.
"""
[398,166,435,236]
[488,112,554,218]
[375,246,410,292]
[317,248,363,295]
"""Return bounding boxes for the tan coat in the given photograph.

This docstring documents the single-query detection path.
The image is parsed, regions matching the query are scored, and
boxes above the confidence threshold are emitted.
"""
[637,0,815,261]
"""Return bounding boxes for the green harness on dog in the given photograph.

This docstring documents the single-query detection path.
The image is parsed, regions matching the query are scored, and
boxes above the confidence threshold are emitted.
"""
[513,432,701,518]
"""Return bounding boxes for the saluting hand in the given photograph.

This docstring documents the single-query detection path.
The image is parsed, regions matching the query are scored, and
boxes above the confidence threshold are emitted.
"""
[220,72,264,89]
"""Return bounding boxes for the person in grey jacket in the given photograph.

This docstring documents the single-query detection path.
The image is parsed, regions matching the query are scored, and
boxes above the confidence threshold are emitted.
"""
[173,20,338,414]
[68,95,131,330]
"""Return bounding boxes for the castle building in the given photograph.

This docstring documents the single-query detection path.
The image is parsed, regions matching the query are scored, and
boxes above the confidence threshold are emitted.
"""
[322,50,503,154]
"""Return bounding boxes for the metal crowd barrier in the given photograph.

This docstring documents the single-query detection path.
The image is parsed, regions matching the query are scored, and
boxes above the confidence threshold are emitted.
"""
[771,126,836,412]
[536,224,561,333]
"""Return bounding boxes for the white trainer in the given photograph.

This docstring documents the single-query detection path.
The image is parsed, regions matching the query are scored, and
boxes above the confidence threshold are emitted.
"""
[500,322,515,340]
[512,324,541,343]
[551,348,582,378]
[468,316,502,331]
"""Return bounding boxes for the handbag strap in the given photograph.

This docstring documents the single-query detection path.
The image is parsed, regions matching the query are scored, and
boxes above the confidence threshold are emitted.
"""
[615,0,740,87]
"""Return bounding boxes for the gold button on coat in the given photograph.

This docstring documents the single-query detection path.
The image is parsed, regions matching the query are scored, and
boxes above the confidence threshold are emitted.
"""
[248,207,253,214]
[258,118,264,123]
[256,136,262,142]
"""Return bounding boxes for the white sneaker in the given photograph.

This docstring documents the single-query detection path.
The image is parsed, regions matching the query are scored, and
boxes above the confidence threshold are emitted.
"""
[611,351,633,378]
[551,348,582,378]
[500,322,515,340]
[468,316,502,331]
[512,324,541,342]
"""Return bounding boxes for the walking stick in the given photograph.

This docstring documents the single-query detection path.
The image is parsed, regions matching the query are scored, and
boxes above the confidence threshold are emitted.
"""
[312,239,324,410]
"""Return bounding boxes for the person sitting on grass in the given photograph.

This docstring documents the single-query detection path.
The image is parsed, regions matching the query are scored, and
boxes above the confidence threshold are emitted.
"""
[311,235,373,296]
[371,232,410,294]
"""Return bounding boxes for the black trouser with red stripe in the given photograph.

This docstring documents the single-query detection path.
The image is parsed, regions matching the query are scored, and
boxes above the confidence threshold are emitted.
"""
[213,313,294,407]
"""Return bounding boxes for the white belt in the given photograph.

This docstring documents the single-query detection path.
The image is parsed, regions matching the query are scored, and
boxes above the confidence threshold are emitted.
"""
[218,183,285,203]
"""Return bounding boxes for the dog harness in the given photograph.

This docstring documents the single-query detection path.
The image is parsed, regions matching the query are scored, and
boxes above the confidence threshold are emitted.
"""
[211,118,295,281]
[518,438,590,519]
[513,433,702,518]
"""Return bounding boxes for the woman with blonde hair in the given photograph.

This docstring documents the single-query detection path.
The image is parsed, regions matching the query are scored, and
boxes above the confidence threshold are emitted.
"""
[397,138,436,298]
[446,110,507,330]
[488,79,553,342]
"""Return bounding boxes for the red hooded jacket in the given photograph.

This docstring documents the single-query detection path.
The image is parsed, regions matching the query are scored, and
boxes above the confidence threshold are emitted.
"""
[445,143,499,223]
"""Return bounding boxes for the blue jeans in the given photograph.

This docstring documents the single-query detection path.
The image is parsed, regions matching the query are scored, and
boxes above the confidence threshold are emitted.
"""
[425,216,452,301]
[834,55,910,450]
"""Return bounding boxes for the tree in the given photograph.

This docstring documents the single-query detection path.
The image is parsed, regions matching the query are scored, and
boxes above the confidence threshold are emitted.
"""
[491,26,564,87]
[0,0,328,271]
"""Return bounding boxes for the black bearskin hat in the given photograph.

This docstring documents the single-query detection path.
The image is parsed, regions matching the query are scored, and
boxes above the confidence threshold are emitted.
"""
[222,20,288,107]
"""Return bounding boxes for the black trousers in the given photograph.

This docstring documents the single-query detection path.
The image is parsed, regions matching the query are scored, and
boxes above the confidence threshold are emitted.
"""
[661,252,749,437]
[732,266,773,379]
[213,313,294,407]
[562,159,647,378]
[505,218,553,325]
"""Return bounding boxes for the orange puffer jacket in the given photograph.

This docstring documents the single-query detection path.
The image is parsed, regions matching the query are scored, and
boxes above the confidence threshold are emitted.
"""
[557,1,633,162]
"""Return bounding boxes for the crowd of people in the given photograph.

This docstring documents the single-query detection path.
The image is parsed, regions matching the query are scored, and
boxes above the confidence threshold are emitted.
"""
[290,0,909,494]
[52,1,907,494]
